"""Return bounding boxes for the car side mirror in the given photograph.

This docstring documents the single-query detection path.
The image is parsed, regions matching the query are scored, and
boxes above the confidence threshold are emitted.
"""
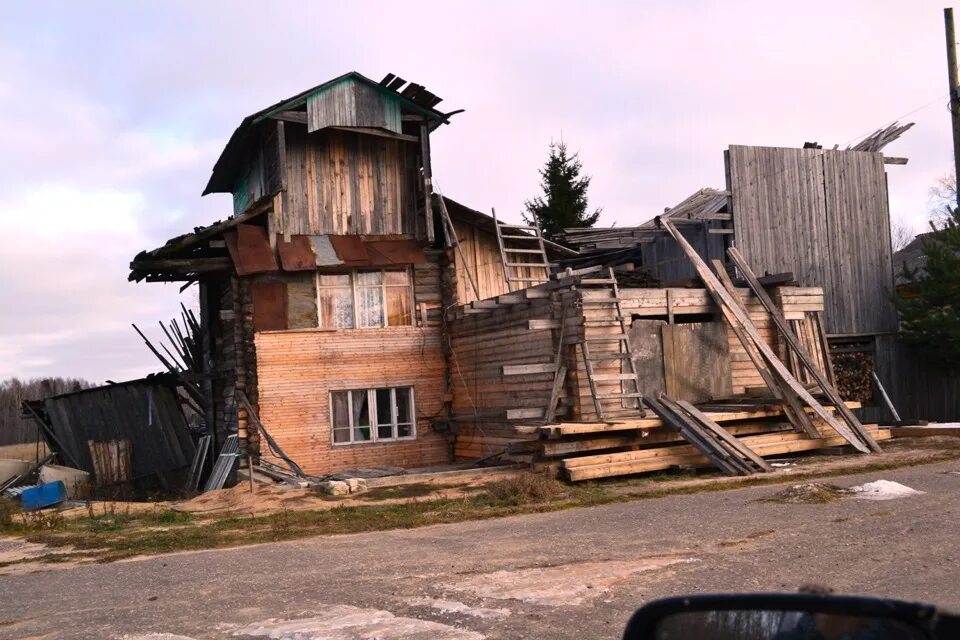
[623,593,957,639]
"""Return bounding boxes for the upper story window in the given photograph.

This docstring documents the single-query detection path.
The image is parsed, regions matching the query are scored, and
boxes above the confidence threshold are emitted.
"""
[316,268,413,329]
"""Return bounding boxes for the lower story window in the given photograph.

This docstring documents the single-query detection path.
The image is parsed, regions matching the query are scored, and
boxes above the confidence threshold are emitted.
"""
[331,387,415,445]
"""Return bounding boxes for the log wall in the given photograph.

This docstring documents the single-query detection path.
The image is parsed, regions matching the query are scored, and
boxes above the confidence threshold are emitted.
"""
[448,296,561,458]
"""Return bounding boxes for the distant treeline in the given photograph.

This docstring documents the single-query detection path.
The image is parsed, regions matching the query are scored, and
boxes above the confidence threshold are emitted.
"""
[0,377,92,446]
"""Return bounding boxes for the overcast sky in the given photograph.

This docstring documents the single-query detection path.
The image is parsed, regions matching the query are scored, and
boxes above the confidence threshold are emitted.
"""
[0,0,953,383]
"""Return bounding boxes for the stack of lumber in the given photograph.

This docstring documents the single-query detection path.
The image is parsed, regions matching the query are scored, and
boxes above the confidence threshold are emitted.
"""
[517,401,891,481]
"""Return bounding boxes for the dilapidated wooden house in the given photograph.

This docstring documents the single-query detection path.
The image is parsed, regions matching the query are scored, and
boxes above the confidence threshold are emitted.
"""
[130,75,918,482]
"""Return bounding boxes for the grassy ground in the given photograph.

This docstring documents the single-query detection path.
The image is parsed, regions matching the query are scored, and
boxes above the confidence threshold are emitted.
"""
[2,438,959,568]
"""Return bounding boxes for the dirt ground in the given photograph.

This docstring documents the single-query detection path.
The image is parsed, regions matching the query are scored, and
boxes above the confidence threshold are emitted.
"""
[1,452,957,640]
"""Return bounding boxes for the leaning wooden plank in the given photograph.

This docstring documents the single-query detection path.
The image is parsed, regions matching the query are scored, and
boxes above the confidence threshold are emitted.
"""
[727,246,881,453]
[712,260,820,440]
[676,399,773,472]
[545,365,567,423]
[659,217,871,454]
[645,395,744,476]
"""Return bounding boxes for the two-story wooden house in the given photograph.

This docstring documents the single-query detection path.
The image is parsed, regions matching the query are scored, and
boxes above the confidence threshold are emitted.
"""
[130,72,573,475]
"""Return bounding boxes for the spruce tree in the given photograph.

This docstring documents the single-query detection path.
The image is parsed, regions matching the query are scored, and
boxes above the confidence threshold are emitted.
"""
[894,205,960,374]
[522,141,601,242]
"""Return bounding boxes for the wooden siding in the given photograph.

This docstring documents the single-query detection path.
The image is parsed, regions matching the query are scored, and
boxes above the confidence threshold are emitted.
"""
[255,327,448,475]
[449,220,547,304]
[863,335,960,422]
[281,127,418,236]
[451,220,511,304]
[307,78,402,134]
[232,124,283,215]
[640,222,730,282]
[727,145,896,335]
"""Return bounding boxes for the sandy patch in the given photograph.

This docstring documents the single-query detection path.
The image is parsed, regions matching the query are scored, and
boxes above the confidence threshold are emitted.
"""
[447,555,696,606]
[0,537,99,576]
[230,605,484,639]
[405,597,511,619]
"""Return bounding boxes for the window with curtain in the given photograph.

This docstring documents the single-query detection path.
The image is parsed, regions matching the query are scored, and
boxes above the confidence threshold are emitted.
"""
[316,268,412,329]
[330,387,415,445]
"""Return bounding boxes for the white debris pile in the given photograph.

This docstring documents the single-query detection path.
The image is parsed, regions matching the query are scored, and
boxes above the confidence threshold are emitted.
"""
[848,480,924,501]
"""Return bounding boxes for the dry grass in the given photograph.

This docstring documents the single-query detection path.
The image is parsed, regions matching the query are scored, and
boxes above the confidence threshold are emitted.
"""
[763,483,847,504]
[483,473,567,505]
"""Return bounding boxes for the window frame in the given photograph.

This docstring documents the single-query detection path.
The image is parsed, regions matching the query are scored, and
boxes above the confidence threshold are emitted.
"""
[315,267,413,329]
[330,386,416,446]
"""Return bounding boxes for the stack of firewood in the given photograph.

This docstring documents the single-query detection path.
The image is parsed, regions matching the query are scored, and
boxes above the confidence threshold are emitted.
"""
[832,351,874,403]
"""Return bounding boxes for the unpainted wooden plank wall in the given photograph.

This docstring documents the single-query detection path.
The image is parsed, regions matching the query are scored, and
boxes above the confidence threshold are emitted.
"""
[307,79,402,134]
[727,145,897,335]
[864,335,960,422]
[282,127,417,236]
[640,222,728,282]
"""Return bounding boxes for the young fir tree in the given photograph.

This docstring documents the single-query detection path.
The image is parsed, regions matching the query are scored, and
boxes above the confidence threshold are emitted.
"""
[894,205,960,374]
[522,141,601,242]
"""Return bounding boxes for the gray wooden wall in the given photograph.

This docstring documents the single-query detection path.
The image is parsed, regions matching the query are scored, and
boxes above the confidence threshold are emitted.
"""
[640,222,729,282]
[861,336,960,423]
[727,145,897,335]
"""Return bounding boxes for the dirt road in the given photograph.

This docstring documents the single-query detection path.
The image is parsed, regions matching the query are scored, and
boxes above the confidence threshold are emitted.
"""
[1,460,958,639]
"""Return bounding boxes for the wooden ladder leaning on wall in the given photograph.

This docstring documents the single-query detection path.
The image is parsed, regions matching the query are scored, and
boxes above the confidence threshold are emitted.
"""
[492,209,553,291]
[577,267,647,420]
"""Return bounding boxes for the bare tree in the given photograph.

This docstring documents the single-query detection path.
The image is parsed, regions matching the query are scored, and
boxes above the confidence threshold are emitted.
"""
[890,218,916,252]
[930,174,957,225]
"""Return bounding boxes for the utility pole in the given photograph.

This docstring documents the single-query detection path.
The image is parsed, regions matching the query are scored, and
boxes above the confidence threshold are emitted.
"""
[945,8,960,207]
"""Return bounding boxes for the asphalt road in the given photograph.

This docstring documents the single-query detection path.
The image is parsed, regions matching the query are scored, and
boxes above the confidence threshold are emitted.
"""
[2,461,959,639]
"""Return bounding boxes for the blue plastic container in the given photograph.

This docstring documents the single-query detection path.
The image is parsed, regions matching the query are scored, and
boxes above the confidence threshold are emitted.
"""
[20,481,67,511]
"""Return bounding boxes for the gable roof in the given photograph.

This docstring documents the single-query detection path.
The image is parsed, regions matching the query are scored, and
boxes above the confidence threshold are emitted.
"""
[203,71,458,196]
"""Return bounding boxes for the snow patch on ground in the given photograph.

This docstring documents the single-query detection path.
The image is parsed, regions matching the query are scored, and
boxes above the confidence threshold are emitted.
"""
[848,480,924,501]
[405,597,511,619]
[448,556,696,607]
[230,605,484,639]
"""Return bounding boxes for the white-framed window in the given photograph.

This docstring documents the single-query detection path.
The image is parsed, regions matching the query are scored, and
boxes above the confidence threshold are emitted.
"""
[316,268,413,329]
[330,386,416,445]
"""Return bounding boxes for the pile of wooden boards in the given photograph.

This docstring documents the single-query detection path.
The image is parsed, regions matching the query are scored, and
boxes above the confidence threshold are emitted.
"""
[516,401,891,481]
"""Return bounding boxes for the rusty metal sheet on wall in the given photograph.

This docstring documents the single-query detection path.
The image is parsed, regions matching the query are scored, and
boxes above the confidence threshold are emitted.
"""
[277,235,317,271]
[251,281,288,331]
[329,235,369,266]
[225,224,278,275]
[366,239,427,265]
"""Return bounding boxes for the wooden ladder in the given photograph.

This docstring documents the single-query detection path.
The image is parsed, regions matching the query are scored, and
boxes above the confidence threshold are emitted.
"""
[492,210,553,290]
[578,267,646,420]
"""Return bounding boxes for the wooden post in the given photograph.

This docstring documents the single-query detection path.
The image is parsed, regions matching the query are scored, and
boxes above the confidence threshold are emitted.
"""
[872,370,902,422]
[199,281,217,453]
[419,122,435,243]
[946,7,960,207]
[247,456,256,493]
